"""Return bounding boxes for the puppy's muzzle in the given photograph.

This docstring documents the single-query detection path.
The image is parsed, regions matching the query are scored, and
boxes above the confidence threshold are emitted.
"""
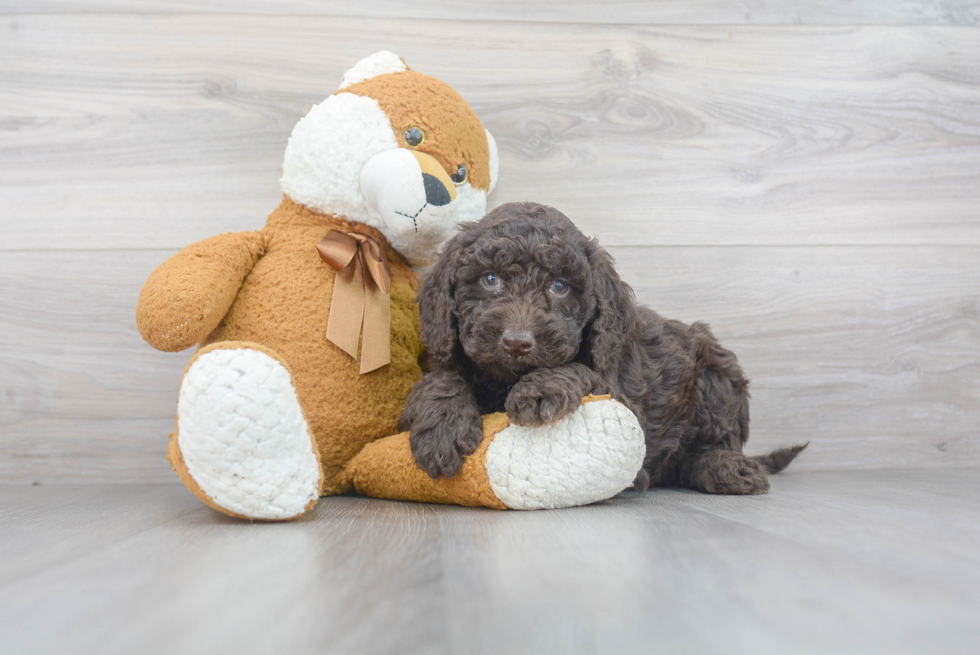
[501,330,535,358]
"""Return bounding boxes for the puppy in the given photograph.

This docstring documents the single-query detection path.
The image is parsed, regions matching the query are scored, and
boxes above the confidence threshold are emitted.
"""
[400,202,806,494]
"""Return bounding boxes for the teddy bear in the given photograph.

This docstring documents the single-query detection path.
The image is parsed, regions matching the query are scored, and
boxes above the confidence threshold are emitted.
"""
[136,52,645,521]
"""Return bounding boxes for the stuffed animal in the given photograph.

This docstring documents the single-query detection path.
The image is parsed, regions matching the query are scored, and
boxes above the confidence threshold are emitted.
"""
[136,52,645,520]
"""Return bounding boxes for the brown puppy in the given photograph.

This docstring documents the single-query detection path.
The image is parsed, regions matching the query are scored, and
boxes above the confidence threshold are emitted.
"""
[401,202,806,494]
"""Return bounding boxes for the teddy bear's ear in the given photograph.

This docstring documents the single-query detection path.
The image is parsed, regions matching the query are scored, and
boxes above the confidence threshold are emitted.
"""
[338,51,409,90]
[486,128,500,195]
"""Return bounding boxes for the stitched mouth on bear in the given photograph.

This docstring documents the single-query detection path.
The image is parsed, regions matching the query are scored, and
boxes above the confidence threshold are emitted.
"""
[394,171,456,232]
[395,203,426,232]
[360,147,458,238]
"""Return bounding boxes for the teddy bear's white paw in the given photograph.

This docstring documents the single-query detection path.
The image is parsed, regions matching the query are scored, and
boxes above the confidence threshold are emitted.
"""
[176,347,321,520]
[485,398,646,510]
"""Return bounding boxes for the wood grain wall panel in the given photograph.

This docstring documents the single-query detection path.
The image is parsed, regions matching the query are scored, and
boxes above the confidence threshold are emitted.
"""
[0,250,188,482]
[1,246,977,482]
[0,1,977,26]
[1,9,976,482]
[614,246,980,471]
[2,17,979,250]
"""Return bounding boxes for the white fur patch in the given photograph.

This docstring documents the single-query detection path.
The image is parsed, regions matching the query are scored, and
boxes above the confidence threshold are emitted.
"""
[338,51,408,89]
[177,348,321,520]
[453,182,488,229]
[282,62,497,266]
[281,93,478,266]
[281,93,397,232]
[485,399,646,510]
[359,148,461,265]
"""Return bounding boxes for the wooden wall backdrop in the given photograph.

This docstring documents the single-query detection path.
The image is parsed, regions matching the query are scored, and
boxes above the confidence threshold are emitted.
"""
[1,2,978,483]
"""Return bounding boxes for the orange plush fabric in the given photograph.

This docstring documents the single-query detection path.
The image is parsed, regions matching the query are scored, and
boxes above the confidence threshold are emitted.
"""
[204,199,423,494]
[346,413,511,509]
[343,395,615,508]
[136,231,267,352]
[136,52,509,518]
[140,198,424,496]
[167,341,325,520]
[342,71,492,192]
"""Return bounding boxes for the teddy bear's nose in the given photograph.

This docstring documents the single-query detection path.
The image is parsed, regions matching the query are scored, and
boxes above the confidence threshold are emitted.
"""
[409,149,457,205]
[422,173,452,207]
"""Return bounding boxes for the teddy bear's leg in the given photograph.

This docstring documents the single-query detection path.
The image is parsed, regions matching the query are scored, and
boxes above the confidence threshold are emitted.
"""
[168,341,323,521]
[345,396,646,510]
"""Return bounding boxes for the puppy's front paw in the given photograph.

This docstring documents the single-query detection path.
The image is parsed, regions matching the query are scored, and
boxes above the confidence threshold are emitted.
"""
[410,418,483,480]
[505,378,581,427]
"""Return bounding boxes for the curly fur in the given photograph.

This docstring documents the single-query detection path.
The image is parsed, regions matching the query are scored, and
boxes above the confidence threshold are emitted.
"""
[401,202,807,493]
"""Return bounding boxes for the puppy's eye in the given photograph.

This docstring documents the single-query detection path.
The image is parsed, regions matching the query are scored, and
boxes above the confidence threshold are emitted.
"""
[551,281,569,295]
[451,165,468,185]
[481,273,500,288]
[404,126,424,147]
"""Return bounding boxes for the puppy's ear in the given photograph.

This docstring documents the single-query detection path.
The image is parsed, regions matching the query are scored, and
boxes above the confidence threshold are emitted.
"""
[418,232,465,366]
[585,240,638,382]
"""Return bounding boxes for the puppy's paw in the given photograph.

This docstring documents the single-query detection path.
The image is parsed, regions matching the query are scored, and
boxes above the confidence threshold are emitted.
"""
[723,457,771,495]
[505,377,581,427]
[410,417,483,480]
[692,452,771,495]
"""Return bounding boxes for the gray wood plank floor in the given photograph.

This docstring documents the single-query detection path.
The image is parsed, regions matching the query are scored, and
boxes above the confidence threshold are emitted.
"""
[1,469,978,654]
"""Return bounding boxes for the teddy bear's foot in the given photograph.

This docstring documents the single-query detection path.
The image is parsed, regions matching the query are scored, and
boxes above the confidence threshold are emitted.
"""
[485,396,646,509]
[169,342,323,521]
[347,396,646,510]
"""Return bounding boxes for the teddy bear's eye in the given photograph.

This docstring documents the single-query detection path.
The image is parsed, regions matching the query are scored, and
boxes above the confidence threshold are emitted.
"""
[451,165,467,185]
[404,126,424,147]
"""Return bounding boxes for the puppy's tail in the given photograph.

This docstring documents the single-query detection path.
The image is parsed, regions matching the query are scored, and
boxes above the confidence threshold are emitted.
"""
[751,443,809,474]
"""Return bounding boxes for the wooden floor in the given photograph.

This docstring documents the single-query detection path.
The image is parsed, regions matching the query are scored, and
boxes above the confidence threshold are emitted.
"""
[1,469,978,654]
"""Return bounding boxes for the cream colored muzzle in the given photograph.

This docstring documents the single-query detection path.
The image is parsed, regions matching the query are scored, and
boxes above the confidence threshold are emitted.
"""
[360,148,461,264]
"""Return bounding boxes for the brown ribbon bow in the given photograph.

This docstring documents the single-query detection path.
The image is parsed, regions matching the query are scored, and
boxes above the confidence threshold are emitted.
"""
[317,229,392,374]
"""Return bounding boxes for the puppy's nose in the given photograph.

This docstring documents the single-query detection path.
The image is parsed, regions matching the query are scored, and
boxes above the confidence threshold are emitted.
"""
[501,330,535,358]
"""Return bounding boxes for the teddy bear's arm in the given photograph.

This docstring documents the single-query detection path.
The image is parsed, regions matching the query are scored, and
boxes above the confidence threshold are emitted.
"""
[136,231,267,352]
